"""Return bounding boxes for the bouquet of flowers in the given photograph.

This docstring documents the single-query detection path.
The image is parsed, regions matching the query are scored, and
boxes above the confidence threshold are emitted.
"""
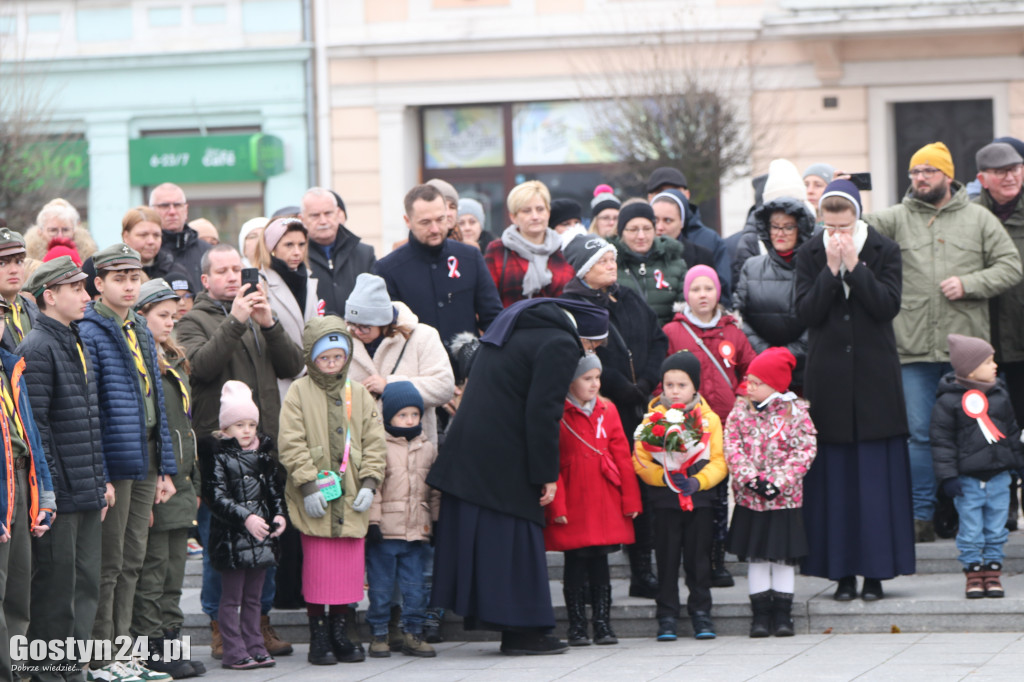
[634,403,707,473]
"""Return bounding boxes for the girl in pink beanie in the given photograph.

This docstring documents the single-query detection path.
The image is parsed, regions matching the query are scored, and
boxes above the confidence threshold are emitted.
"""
[201,380,287,669]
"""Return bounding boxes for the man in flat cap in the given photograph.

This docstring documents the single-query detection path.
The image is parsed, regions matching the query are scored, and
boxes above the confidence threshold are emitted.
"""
[18,256,106,682]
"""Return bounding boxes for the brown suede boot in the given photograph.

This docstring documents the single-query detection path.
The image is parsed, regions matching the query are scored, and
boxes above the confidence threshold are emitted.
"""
[981,562,1004,598]
[261,614,294,656]
[210,620,223,660]
[964,563,985,599]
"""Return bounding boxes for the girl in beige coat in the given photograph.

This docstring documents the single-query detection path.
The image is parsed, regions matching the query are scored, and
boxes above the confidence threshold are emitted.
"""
[343,274,455,445]
[278,316,387,666]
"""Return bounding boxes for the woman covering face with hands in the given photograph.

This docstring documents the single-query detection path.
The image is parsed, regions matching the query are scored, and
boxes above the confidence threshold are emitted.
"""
[793,179,914,602]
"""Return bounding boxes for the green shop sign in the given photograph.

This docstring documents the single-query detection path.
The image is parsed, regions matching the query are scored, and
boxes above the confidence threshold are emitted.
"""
[22,139,90,190]
[129,133,286,185]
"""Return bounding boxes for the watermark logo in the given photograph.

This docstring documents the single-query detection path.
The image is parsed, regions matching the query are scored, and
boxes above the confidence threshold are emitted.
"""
[10,636,191,666]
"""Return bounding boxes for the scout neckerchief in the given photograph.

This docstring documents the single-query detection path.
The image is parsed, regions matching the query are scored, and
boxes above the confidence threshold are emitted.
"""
[75,340,88,378]
[122,320,151,397]
[166,366,191,418]
[0,372,25,441]
[7,300,24,344]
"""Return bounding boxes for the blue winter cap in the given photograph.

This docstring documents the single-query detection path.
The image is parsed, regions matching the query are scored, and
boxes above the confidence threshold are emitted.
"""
[312,332,351,362]
[382,381,423,425]
[818,179,862,219]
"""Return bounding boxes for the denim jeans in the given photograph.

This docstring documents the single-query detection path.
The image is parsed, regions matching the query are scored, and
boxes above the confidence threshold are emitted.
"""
[954,472,1011,568]
[901,362,951,521]
[197,501,277,620]
[365,540,430,636]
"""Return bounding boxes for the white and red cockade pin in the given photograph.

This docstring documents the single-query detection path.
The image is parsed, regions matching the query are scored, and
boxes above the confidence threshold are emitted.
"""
[719,340,736,368]
[447,256,461,278]
[316,300,326,317]
[962,390,1005,444]
[653,269,670,289]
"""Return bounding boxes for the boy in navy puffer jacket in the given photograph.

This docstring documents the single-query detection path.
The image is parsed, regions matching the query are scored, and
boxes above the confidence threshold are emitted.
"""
[931,334,1024,600]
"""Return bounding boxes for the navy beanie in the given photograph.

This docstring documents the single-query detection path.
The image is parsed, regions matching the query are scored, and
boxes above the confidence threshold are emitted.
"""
[660,351,701,391]
[381,381,423,425]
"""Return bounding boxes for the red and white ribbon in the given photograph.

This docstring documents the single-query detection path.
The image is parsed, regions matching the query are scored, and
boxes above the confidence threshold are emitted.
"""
[316,300,326,317]
[962,390,1005,444]
[653,269,670,289]
[595,415,607,439]
[719,340,735,368]
[447,256,461,279]
[769,415,786,440]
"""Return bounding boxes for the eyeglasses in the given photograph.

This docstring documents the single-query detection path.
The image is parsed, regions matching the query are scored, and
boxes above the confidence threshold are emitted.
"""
[347,322,373,333]
[597,214,618,222]
[153,202,186,210]
[314,352,347,367]
[984,164,1024,180]
[769,223,797,233]
[622,226,654,235]
[908,168,941,179]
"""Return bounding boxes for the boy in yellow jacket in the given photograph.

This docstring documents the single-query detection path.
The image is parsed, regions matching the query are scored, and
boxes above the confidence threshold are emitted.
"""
[634,351,725,642]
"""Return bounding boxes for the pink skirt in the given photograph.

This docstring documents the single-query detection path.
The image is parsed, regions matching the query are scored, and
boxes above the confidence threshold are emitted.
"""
[300,534,365,605]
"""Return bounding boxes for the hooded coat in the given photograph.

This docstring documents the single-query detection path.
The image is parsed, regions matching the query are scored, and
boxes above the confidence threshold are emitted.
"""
[176,292,305,441]
[867,182,1022,364]
[277,316,387,538]
[733,197,816,383]
[930,374,1024,484]
[347,302,455,445]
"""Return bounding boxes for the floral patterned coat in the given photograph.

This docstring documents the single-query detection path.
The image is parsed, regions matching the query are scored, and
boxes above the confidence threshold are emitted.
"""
[724,395,817,511]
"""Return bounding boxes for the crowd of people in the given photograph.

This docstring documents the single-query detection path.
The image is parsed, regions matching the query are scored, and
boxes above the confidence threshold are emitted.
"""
[1,135,1024,679]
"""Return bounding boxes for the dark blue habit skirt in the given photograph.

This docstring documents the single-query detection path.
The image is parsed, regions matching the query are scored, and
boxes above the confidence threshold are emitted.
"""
[430,493,555,631]
[801,436,916,581]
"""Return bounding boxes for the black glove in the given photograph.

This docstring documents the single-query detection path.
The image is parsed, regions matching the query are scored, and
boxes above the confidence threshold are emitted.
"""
[942,477,964,498]
[366,524,383,545]
[745,477,781,500]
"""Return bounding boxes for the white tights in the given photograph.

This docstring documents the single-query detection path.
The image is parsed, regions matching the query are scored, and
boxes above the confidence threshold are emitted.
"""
[747,561,795,595]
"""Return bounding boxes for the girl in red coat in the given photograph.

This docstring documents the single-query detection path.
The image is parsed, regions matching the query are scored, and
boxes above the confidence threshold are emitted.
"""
[545,354,642,647]
[662,264,756,588]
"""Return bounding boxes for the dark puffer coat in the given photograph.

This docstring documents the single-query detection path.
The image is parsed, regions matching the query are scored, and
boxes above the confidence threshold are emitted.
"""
[930,374,1024,484]
[199,434,285,572]
[733,197,817,385]
[159,224,211,293]
[308,224,377,316]
[17,314,106,513]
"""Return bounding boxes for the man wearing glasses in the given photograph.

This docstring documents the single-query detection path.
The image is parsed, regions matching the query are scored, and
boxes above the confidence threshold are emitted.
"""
[867,141,1022,544]
[150,182,211,292]
[974,139,1024,525]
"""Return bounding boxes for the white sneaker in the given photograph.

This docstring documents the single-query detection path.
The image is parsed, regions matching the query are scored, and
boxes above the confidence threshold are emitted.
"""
[86,663,143,682]
[120,659,172,682]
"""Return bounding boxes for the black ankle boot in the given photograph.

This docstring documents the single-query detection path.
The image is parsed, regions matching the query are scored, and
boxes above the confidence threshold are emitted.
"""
[329,610,366,663]
[563,585,591,646]
[627,544,659,599]
[748,591,772,638]
[771,591,795,637]
[710,540,735,588]
[308,616,338,666]
[590,583,618,645]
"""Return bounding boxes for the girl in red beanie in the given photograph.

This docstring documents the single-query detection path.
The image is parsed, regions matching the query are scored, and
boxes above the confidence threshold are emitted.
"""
[724,347,817,638]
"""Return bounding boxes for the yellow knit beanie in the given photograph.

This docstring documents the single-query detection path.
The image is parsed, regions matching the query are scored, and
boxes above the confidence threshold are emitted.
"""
[909,142,954,179]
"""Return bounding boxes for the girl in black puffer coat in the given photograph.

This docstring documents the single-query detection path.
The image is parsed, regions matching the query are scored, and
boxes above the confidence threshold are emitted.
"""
[200,380,287,670]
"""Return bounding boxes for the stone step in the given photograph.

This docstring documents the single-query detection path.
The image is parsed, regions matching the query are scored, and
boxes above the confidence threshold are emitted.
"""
[178,569,1024,646]
[182,531,1024,587]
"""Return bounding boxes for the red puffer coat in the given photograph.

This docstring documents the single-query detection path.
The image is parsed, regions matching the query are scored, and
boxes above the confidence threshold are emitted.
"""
[544,398,642,551]
[662,308,756,421]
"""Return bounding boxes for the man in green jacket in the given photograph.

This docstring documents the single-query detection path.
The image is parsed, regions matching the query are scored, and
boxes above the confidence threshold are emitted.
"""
[974,138,1024,530]
[867,141,1022,543]
[175,243,304,659]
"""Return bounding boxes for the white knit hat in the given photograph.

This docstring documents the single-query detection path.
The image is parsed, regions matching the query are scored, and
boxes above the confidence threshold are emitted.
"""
[762,159,807,203]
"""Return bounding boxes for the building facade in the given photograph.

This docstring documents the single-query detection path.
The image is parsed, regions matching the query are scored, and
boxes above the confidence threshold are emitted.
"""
[1,0,312,247]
